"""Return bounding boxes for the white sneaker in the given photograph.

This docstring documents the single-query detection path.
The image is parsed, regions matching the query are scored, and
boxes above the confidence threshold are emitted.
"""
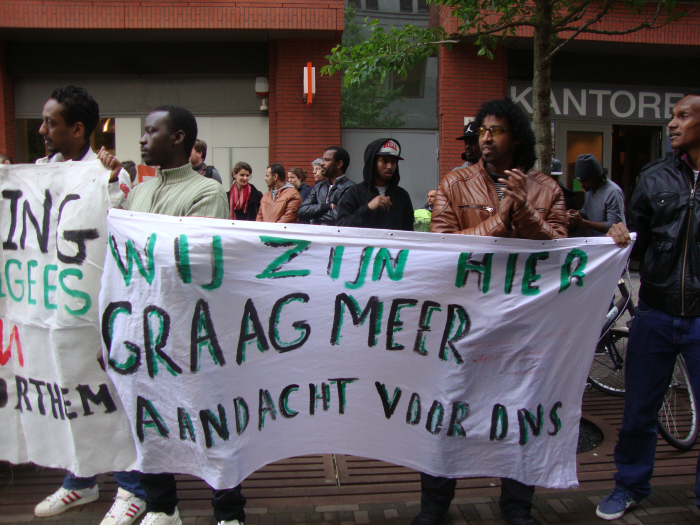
[218,521,244,525]
[140,508,182,525]
[35,485,99,517]
[100,488,146,525]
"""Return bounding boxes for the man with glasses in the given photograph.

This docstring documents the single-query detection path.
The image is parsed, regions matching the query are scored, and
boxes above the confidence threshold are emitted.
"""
[420,98,567,525]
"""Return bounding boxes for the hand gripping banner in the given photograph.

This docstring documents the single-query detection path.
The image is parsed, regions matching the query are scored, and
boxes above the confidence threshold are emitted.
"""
[100,210,632,490]
[0,162,137,476]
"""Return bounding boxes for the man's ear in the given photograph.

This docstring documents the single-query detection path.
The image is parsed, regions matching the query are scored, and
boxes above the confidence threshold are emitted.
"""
[172,130,185,147]
[337,160,344,172]
[72,121,85,140]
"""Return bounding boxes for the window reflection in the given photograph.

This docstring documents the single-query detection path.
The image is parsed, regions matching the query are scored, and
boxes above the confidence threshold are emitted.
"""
[15,117,115,163]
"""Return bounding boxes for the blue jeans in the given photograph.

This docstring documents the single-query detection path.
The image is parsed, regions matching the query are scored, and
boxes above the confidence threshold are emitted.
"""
[613,301,700,504]
[63,471,145,499]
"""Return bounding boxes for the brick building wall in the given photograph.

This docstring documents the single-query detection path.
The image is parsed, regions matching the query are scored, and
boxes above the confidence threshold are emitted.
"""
[433,3,700,46]
[0,44,15,161]
[268,38,342,177]
[0,1,343,31]
[0,0,344,163]
[437,44,507,179]
[433,4,700,178]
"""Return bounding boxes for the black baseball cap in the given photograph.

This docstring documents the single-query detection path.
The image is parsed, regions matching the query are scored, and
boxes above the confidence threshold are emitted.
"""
[456,121,478,140]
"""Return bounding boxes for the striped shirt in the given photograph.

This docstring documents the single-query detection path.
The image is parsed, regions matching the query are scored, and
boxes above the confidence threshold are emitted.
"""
[487,170,508,202]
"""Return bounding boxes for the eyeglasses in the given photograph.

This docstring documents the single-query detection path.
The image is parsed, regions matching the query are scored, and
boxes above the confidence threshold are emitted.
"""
[478,126,510,136]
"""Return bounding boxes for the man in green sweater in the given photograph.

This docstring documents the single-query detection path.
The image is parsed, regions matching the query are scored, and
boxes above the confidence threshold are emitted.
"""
[125,106,242,525]
[125,105,228,218]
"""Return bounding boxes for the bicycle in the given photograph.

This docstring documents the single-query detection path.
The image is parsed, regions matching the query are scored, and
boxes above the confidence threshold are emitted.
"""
[587,268,699,451]
[658,355,699,451]
[587,271,635,396]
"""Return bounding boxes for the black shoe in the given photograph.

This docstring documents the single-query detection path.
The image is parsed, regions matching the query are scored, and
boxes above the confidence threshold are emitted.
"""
[410,511,445,525]
[499,509,541,525]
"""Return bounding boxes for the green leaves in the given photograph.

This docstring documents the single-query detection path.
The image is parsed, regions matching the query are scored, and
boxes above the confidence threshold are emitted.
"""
[323,22,445,89]
[327,6,407,129]
[341,79,406,129]
[324,0,688,86]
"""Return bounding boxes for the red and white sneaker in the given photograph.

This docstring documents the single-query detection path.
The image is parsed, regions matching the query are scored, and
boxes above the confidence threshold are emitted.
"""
[100,488,146,525]
[35,485,99,517]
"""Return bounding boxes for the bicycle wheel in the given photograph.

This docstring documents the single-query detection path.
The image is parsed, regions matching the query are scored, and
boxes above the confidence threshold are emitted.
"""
[658,355,698,451]
[588,328,628,396]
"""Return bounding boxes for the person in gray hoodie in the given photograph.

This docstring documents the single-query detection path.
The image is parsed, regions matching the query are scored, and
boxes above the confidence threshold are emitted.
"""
[336,138,414,231]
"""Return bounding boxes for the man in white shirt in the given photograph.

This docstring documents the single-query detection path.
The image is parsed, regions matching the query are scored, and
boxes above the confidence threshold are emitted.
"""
[31,86,141,525]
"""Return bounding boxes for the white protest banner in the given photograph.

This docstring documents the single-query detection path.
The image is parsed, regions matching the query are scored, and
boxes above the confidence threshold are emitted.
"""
[101,210,632,490]
[0,162,137,476]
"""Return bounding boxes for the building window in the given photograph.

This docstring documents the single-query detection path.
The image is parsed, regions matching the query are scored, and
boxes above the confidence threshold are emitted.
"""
[348,0,361,8]
[365,0,378,10]
[400,0,413,12]
[389,59,427,98]
[417,0,429,13]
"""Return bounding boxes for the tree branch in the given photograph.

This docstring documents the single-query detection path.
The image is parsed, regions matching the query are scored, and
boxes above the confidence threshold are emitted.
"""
[373,38,459,60]
[456,18,534,37]
[574,5,688,34]
[547,0,616,61]
[551,1,592,30]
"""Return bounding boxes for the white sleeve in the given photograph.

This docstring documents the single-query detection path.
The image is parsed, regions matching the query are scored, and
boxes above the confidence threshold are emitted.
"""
[108,168,132,209]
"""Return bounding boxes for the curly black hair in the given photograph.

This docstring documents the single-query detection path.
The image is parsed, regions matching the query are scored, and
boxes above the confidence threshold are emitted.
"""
[473,98,537,172]
[153,105,198,155]
[50,86,100,139]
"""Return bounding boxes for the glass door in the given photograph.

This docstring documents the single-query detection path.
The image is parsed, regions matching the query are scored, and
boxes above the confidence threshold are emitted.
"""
[555,122,611,191]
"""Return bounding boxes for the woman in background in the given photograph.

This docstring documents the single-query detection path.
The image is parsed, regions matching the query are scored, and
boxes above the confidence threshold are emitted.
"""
[229,161,263,221]
[311,158,325,183]
[287,167,312,202]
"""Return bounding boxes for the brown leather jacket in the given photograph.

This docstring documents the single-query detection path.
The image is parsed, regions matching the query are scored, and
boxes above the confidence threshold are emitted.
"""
[431,159,568,239]
[256,185,301,223]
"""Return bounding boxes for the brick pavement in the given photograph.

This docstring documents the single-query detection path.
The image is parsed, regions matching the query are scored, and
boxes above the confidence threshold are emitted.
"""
[2,484,699,525]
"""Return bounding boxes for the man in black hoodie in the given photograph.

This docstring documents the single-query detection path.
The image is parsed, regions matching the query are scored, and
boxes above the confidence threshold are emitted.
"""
[336,138,414,230]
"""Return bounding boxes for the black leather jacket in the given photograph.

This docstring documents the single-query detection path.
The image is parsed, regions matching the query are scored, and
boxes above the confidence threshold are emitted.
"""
[298,175,355,225]
[630,153,700,316]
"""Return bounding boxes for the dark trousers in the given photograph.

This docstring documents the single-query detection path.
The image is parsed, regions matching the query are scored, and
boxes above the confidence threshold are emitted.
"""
[613,302,700,504]
[420,473,534,516]
[139,473,246,522]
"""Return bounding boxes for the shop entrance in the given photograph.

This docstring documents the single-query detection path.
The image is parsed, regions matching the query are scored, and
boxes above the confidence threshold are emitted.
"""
[611,125,663,202]
[555,122,663,209]
[556,122,611,192]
